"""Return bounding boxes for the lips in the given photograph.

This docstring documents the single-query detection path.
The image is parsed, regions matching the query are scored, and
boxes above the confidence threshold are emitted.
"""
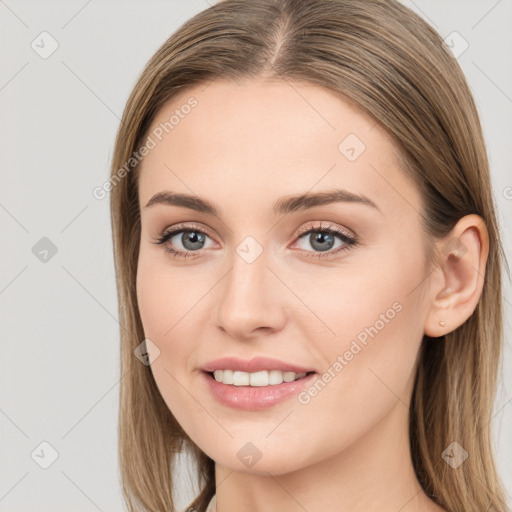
[200,356,315,374]
[201,369,318,410]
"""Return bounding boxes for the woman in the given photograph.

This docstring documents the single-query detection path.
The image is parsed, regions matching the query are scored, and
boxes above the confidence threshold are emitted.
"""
[109,0,510,510]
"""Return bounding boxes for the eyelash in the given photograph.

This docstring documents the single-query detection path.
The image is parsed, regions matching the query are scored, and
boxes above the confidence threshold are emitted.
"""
[151,221,357,260]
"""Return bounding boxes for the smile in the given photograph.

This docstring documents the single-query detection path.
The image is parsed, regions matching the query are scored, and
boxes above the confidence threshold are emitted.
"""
[202,370,318,411]
[211,369,311,386]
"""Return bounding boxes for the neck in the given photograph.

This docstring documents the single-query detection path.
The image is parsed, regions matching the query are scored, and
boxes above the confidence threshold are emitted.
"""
[213,400,444,512]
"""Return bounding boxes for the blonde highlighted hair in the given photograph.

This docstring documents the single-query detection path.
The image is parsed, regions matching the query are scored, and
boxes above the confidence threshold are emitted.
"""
[109,1,510,510]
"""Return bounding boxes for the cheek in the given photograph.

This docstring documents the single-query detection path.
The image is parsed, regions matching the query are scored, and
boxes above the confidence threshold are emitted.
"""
[136,250,211,380]
[293,246,425,430]
[136,249,199,339]
[135,254,193,386]
[136,256,198,419]
[314,233,426,349]
[136,261,167,340]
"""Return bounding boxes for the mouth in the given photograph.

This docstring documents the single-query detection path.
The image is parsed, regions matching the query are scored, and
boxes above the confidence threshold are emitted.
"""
[201,369,318,411]
[205,369,316,387]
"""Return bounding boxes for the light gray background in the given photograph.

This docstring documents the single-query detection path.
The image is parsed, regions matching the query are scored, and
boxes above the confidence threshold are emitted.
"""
[0,1,510,510]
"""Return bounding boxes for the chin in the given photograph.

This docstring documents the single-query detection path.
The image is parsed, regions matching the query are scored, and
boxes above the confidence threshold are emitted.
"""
[200,439,317,476]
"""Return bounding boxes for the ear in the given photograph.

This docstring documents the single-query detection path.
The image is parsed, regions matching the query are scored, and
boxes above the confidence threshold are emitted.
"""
[423,214,489,338]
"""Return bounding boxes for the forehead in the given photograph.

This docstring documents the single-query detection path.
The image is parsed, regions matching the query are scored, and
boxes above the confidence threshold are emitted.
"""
[137,79,420,219]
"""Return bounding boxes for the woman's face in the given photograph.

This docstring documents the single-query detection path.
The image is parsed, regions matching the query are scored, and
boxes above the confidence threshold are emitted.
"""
[136,78,434,475]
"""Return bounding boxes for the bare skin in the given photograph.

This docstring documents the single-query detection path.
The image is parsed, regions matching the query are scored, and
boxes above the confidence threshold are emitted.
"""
[136,79,488,512]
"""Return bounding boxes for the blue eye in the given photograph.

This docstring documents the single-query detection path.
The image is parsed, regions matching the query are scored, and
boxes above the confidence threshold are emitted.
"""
[153,226,213,259]
[293,221,357,259]
[152,221,357,260]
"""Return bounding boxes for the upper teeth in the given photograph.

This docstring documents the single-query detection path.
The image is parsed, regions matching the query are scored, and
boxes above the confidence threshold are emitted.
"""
[213,370,308,386]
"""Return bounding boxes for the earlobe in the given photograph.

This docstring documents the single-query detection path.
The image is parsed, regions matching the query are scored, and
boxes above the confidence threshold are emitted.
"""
[423,214,489,338]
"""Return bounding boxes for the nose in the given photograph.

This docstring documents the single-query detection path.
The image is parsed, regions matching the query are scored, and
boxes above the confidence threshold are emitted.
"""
[214,245,287,340]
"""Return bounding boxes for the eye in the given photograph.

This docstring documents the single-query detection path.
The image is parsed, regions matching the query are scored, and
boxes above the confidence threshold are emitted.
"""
[292,221,357,259]
[152,221,357,260]
[151,224,215,259]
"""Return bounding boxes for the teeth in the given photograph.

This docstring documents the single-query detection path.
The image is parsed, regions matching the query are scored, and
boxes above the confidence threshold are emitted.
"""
[233,370,249,386]
[283,371,295,382]
[269,370,284,385]
[222,369,234,384]
[249,370,268,386]
[212,370,309,386]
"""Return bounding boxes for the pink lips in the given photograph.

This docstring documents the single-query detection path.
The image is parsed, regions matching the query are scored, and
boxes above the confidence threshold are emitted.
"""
[200,356,317,411]
[201,356,315,374]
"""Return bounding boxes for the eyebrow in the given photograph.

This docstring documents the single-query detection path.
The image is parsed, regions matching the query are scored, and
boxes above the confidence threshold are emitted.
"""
[144,189,381,216]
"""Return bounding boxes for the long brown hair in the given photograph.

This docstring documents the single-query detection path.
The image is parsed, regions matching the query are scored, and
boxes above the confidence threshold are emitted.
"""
[109,1,510,510]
